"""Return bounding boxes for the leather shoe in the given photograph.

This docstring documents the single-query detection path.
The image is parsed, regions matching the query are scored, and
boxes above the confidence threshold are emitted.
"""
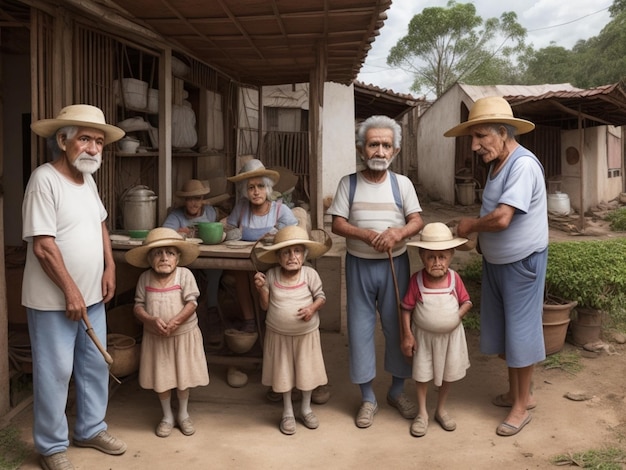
[73,430,126,455]
[40,451,74,470]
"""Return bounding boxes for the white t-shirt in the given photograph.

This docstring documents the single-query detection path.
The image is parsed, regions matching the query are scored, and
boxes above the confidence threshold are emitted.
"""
[327,171,422,259]
[22,163,107,310]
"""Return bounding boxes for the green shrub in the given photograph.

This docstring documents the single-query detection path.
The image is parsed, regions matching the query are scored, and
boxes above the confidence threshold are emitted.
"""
[458,257,482,282]
[604,207,626,232]
[546,239,626,322]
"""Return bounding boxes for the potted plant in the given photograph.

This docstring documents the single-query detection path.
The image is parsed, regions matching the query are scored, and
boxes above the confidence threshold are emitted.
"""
[545,239,626,346]
[542,294,577,355]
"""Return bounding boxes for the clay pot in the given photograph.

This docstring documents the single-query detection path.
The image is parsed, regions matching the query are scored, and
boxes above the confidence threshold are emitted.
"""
[224,329,258,354]
[542,298,577,355]
[107,304,143,342]
[568,307,602,347]
[107,333,140,377]
[543,319,571,355]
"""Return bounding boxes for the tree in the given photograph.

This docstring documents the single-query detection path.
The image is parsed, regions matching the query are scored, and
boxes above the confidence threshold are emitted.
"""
[569,11,626,88]
[519,44,576,85]
[386,1,528,98]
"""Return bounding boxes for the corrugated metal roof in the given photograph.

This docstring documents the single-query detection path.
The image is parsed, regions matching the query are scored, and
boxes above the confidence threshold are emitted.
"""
[458,82,626,129]
[354,80,425,119]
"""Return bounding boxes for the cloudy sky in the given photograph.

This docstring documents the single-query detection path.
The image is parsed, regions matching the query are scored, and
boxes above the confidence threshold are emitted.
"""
[357,0,613,97]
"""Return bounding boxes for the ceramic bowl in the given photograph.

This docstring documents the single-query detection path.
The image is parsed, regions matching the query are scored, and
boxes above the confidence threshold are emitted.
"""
[197,222,224,244]
[128,229,150,239]
[118,136,140,153]
[224,329,258,354]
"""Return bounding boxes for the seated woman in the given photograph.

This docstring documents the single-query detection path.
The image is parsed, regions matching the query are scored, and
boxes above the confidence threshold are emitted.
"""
[163,179,224,349]
[225,159,298,333]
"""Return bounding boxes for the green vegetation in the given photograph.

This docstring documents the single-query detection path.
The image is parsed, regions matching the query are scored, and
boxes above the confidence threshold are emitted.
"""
[552,447,626,469]
[388,0,626,98]
[387,1,528,97]
[457,238,626,333]
[604,207,626,232]
[459,257,483,330]
[540,350,582,374]
[546,240,626,323]
[0,426,31,470]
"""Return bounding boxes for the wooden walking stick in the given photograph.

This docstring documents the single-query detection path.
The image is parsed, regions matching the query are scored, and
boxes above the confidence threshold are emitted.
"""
[81,310,121,384]
[82,311,113,364]
[388,249,411,364]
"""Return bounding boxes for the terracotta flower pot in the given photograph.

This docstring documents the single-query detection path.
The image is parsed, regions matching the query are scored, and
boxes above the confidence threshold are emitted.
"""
[542,298,577,355]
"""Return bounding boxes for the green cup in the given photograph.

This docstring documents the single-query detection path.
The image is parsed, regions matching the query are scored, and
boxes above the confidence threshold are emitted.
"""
[197,222,223,244]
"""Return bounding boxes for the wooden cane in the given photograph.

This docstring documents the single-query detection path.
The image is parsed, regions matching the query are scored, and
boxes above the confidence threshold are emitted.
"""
[82,311,114,364]
[388,249,411,364]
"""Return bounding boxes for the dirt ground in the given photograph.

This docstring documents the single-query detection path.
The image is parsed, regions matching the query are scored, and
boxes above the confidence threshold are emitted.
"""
[9,201,626,469]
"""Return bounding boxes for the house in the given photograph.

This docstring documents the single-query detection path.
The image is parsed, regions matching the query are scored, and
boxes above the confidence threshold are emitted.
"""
[416,82,626,216]
[0,0,392,418]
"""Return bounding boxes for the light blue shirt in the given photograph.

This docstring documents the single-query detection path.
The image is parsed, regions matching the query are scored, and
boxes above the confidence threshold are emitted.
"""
[479,145,548,264]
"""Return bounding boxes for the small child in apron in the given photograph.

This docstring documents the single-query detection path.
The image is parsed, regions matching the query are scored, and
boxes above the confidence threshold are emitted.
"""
[253,226,331,435]
[400,222,472,437]
[126,228,209,438]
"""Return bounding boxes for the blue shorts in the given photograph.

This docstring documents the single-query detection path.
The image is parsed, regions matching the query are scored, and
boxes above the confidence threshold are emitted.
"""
[480,249,548,367]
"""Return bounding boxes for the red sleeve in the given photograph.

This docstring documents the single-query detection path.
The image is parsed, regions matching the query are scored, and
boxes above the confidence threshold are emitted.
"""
[401,272,421,310]
[454,271,471,305]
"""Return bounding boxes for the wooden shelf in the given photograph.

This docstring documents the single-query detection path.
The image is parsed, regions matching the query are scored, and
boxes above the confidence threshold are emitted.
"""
[117,151,158,157]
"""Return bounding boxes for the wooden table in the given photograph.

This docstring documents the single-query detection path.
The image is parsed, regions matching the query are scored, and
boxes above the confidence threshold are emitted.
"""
[111,239,264,367]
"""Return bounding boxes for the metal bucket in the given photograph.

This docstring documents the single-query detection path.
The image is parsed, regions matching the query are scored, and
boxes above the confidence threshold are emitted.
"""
[455,182,476,206]
[122,185,157,230]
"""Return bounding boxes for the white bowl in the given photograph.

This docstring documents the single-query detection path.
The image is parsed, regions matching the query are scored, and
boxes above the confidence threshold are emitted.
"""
[118,137,140,153]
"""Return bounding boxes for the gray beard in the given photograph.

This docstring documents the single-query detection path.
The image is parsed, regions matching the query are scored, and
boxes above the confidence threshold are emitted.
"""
[73,153,102,174]
[366,158,391,171]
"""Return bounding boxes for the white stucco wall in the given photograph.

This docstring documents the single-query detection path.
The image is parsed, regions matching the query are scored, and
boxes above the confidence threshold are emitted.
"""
[260,81,355,211]
[416,86,466,204]
[561,126,623,212]
[321,82,355,203]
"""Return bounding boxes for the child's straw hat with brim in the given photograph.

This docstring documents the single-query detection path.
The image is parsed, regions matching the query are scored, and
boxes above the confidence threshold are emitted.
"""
[227,159,280,184]
[407,222,468,251]
[255,226,332,264]
[125,227,200,268]
[31,104,125,145]
[175,179,211,198]
[175,178,230,205]
[444,96,535,137]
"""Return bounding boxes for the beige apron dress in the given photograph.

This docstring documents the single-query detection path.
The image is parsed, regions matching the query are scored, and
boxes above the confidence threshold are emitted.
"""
[411,270,470,386]
[138,268,209,393]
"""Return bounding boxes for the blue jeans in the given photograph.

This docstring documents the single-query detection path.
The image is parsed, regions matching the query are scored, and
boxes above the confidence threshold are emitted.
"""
[345,253,412,384]
[27,302,109,455]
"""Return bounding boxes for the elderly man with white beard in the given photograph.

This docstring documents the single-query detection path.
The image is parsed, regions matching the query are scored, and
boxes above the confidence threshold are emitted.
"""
[327,115,425,429]
[22,104,127,470]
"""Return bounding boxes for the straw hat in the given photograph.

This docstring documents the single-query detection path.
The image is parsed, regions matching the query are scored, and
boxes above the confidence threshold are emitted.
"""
[407,222,468,251]
[271,166,299,194]
[175,179,211,198]
[125,227,200,268]
[444,96,535,137]
[31,104,125,145]
[255,226,332,264]
[227,159,280,184]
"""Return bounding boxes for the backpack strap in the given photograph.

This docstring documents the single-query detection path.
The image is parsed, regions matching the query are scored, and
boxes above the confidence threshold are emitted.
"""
[348,171,402,210]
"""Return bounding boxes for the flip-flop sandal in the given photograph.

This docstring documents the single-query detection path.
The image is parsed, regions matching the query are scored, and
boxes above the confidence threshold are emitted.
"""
[496,413,532,437]
[492,394,537,410]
